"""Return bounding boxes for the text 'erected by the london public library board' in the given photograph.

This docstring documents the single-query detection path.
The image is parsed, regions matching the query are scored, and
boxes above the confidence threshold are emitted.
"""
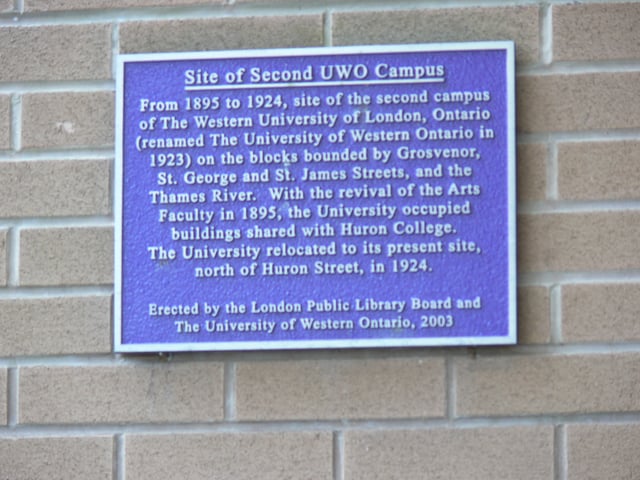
[114,43,516,352]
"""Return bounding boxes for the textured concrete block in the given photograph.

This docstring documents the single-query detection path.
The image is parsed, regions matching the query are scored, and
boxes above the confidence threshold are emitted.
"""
[332,6,539,64]
[0,160,110,218]
[120,15,323,53]
[456,353,640,416]
[558,141,640,200]
[518,286,550,344]
[567,424,640,480]
[563,283,640,342]
[0,437,112,480]
[518,212,640,272]
[19,227,113,286]
[345,426,553,480]
[236,357,445,420]
[21,92,114,149]
[25,0,220,10]
[554,3,640,61]
[517,143,547,201]
[0,296,111,356]
[0,95,10,149]
[518,73,640,133]
[1,1,13,12]
[126,432,332,480]
[20,362,224,424]
[0,25,111,82]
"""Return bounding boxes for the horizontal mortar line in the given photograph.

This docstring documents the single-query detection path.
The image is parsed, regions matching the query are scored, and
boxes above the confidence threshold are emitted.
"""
[0,4,333,25]
[124,343,469,361]
[518,61,640,76]
[172,346,478,362]
[0,5,350,26]
[0,81,114,94]
[0,285,113,300]
[0,354,168,368]
[0,284,114,300]
[517,201,640,214]
[234,0,547,15]
[453,343,640,357]
[4,342,640,368]
[0,216,114,229]
[447,412,640,429]
[518,130,640,144]
[1,412,640,438]
[0,151,114,161]
[0,348,451,366]
[518,270,640,287]
[0,0,546,25]
[0,150,115,162]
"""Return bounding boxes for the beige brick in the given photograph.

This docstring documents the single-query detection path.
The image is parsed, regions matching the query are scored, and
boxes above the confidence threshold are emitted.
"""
[19,227,113,286]
[0,25,111,82]
[518,212,640,272]
[345,426,553,480]
[0,296,110,356]
[554,3,640,62]
[0,95,10,149]
[456,353,640,416]
[567,424,640,480]
[120,15,323,53]
[518,286,550,344]
[332,6,539,64]
[0,437,112,480]
[1,0,12,12]
[0,368,6,425]
[517,143,547,201]
[0,229,6,287]
[236,357,445,420]
[21,92,114,150]
[0,160,110,218]
[20,362,224,424]
[26,0,220,11]
[563,283,640,343]
[518,73,640,133]
[127,432,332,480]
[558,141,640,200]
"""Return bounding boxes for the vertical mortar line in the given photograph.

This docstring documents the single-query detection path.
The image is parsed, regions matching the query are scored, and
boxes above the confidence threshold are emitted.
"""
[112,23,120,82]
[7,93,21,287]
[10,94,21,153]
[223,361,236,421]
[333,430,344,480]
[540,3,553,66]
[323,10,333,47]
[7,226,20,288]
[554,424,568,480]
[14,0,24,15]
[550,284,562,344]
[6,93,21,288]
[115,434,125,480]
[7,367,18,427]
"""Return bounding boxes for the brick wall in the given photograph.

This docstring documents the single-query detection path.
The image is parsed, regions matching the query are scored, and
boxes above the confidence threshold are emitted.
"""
[1,1,639,479]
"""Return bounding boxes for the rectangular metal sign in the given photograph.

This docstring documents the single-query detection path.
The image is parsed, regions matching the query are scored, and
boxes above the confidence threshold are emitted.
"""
[115,42,516,352]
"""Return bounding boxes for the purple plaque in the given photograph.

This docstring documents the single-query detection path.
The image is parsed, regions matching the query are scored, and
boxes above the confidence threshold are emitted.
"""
[114,43,516,352]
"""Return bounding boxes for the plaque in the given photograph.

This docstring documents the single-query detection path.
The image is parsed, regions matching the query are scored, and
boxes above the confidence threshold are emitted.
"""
[114,42,516,352]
